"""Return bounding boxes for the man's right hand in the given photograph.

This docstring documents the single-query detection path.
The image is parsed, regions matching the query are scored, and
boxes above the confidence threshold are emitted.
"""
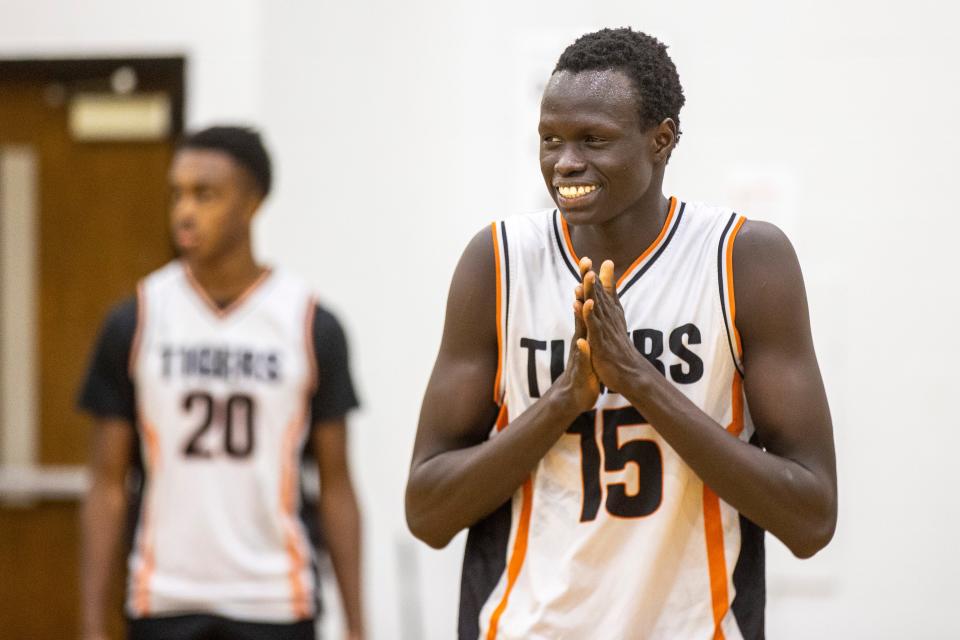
[554,256,602,414]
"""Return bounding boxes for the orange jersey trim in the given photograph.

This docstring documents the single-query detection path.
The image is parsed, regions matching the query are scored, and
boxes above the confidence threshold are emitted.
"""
[725,217,747,359]
[183,262,274,319]
[615,196,678,288]
[132,511,155,616]
[284,299,319,618]
[727,376,745,437]
[485,405,532,638]
[132,415,161,616]
[279,410,312,619]
[702,376,747,638]
[491,223,505,404]
[558,196,678,288]
[560,212,578,264]
[486,475,532,639]
[494,402,509,433]
[702,485,729,640]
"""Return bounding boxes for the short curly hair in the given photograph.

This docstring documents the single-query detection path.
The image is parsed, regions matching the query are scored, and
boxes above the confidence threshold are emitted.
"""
[554,28,685,139]
[178,125,272,197]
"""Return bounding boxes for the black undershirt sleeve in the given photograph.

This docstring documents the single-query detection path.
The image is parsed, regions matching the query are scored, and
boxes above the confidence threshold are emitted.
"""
[309,305,359,426]
[77,297,138,425]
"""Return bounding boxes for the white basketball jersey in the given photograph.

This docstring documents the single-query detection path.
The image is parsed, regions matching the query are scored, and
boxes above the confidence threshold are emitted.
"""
[462,197,763,639]
[127,261,319,622]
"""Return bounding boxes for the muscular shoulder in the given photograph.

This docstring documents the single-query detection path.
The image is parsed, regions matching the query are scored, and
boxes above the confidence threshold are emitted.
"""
[448,226,496,322]
[733,220,797,269]
[438,226,498,357]
[459,225,496,282]
[732,220,812,359]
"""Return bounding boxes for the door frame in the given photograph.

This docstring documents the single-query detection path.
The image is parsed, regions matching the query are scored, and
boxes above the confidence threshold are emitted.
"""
[0,57,186,135]
[0,55,185,504]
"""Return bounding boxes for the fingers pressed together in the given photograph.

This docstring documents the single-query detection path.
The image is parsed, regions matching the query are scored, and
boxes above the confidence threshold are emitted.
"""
[578,257,616,321]
[575,257,619,355]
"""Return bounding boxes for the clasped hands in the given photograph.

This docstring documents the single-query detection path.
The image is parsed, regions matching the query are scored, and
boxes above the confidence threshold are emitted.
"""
[563,256,646,411]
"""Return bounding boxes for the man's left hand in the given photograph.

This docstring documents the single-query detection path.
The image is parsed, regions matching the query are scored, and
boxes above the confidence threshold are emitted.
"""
[580,259,647,393]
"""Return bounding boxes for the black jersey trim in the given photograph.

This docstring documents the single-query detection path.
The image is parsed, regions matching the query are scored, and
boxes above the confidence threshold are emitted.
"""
[731,515,766,639]
[718,213,745,377]
[732,432,766,638]
[552,209,581,281]
[459,499,513,640]
[618,201,686,297]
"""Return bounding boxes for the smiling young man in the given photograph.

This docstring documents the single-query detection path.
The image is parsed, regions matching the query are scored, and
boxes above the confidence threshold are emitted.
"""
[78,127,364,640]
[406,28,837,639]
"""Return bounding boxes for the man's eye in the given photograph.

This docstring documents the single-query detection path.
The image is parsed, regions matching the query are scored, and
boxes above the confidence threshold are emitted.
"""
[585,136,606,144]
[542,135,561,145]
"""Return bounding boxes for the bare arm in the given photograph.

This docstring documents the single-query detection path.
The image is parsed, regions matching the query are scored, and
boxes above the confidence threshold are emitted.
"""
[81,419,133,640]
[313,419,364,640]
[405,228,599,549]
[582,221,837,557]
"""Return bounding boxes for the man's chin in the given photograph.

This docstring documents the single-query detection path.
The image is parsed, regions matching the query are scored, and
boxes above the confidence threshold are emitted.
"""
[560,207,605,227]
[174,244,206,263]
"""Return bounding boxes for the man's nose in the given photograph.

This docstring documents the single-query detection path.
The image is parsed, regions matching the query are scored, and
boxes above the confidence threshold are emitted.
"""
[171,197,196,225]
[555,146,587,176]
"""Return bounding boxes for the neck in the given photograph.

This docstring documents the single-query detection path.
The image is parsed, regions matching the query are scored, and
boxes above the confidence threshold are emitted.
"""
[184,240,265,308]
[569,188,671,282]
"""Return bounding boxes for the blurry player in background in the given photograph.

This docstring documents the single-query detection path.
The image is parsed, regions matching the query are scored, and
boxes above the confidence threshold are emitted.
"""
[406,28,836,639]
[79,126,364,640]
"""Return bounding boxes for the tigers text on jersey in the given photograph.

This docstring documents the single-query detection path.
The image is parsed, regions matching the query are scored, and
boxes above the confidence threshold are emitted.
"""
[127,262,320,622]
[460,198,764,640]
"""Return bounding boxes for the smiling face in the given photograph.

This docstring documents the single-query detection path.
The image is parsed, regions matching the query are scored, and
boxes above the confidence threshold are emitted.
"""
[168,149,261,264]
[539,69,671,227]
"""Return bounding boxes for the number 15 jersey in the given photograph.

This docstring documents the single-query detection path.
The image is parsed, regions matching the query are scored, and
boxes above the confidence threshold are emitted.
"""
[460,197,765,639]
[79,260,358,623]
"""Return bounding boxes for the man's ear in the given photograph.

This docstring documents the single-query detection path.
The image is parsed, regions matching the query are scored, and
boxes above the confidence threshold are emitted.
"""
[652,118,678,163]
[243,190,264,222]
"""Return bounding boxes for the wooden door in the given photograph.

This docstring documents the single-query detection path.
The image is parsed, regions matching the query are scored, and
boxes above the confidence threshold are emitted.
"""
[0,58,183,639]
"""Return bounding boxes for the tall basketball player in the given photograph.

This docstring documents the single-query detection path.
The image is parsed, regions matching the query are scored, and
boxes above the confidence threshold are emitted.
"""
[79,127,364,640]
[406,28,837,639]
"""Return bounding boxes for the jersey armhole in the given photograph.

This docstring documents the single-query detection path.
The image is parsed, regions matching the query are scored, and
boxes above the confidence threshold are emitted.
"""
[718,214,747,377]
[491,221,510,405]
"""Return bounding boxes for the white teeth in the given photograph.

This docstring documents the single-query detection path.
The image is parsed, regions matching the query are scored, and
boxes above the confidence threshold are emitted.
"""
[558,185,597,199]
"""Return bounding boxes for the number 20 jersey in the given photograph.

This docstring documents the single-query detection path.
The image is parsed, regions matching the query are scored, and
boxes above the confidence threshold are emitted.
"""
[461,197,764,639]
[128,261,320,622]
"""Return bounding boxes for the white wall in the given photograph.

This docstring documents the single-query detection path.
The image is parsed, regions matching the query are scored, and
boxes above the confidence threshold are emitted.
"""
[0,0,265,126]
[4,1,960,637]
